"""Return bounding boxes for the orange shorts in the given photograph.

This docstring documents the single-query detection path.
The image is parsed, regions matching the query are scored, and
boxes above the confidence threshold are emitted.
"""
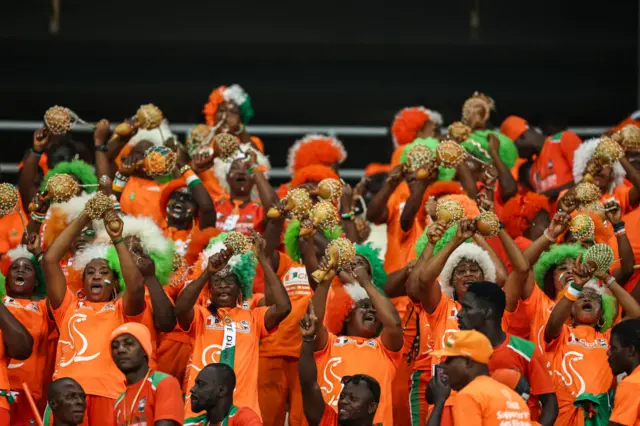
[258,356,303,426]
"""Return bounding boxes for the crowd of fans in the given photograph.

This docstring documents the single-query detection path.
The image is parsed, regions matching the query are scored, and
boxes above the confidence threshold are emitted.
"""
[0,86,639,426]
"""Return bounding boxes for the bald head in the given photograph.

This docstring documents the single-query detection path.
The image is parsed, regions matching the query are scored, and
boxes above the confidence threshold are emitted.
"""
[48,378,86,425]
[190,363,237,413]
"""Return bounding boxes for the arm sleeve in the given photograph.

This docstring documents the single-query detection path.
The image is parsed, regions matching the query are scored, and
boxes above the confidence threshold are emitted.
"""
[178,305,205,338]
[154,376,187,424]
[452,392,483,426]
[610,381,640,426]
[51,289,75,326]
[235,407,264,426]
[252,306,274,339]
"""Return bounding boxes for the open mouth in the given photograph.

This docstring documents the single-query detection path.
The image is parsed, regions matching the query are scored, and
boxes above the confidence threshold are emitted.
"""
[363,313,376,323]
[581,302,593,312]
[90,282,104,294]
[14,276,25,287]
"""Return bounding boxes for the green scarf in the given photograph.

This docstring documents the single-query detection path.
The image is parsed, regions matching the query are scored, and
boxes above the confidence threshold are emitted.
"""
[219,318,236,370]
[574,391,614,426]
[222,404,239,426]
[43,404,52,425]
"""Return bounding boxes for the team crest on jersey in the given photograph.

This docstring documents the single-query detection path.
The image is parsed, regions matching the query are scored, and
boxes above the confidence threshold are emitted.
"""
[205,316,224,330]
[333,336,351,347]
[237,320,251,333]
[98,304,116,313]
[567,333,608,349]
[138,396,147,412]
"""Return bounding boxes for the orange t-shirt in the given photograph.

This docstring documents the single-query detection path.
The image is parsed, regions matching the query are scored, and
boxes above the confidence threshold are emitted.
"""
[183,304,272,419]
[426,294,461,362]
[411,303,435,374]
[530,131,582,193]
[120,176,167,226]
[114,370,184,426]
[383,184,422,274]
[545,324,614,426]
[214,199,264,236]
[507,285,556,354]
[259,253,313,359]
[488,334,555,420]
[184,406,263,426]
[314,332,402,426]
[5,297,53,400]
[51,290,149,399]
[199,169,225,202]
[610,365,640,426]
[0,211,25,255]
[453,375,532,426]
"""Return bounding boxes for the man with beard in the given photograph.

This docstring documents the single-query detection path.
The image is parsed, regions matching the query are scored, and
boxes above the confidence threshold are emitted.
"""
[110,323,183,426]
[298,303,381,426]
[187,364,262,426]
[43,378,86,426]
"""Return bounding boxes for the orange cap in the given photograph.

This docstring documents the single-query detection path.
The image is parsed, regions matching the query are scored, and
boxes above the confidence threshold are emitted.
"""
[500,116,529,142]
[110,323,153,359]
[431,330,493,364]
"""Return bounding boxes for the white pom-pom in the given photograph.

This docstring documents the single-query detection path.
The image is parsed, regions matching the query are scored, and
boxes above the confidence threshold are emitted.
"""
[223,84,248,107]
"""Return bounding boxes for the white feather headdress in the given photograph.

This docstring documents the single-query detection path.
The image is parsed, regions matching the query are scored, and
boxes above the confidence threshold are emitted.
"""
[223,85,249,107]
[95,215,170,255]
[73,243,111,271]
[213,145,271,194]
[5,245,35,263]
[128,119,175,148]
[439,243,496,298]
[573,137,625,193]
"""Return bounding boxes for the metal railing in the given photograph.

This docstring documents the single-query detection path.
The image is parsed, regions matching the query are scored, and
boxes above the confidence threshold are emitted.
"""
[0,120,610,179]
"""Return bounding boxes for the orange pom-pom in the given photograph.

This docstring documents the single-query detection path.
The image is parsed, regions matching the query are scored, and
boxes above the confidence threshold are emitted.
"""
[291,165,339,188]
[203,86,227,127]
[501,193,550,239]
[391,107,430,147]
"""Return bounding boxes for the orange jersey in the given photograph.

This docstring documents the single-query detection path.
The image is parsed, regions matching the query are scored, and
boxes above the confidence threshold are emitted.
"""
[4,297,53,400]
[314,332,402,426]
[383,184,422,274]
[120,176,167,226]
[114,370,184,426]
[545,325,614,426]
[411,303,435,374]
[427,294,461,363]
[259,253,313,359]
[453,375,532,426]
[507,285,556,354]
[184,406,263,426]
[0,331,11,412]
[51,290,150,399]
[393,296,418,356]
[530,131,582,193]
[214,199,264,236]
[488,334,555,420]
[184,304,272,419]
[610,365,640,426]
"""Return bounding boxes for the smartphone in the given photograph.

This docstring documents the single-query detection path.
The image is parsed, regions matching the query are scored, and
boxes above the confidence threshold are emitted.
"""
[434,364,449,386]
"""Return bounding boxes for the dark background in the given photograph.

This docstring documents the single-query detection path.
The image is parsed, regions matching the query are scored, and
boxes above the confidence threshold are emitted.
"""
[0,0,637,178]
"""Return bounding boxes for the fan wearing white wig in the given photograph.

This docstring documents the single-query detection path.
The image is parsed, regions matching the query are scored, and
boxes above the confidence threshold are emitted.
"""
[42,206,157,425]
[405,218,529,426]
[572,136,640,212]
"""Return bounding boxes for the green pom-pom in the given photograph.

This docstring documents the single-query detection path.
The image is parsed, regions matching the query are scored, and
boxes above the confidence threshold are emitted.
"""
[149,242,175,286]
[239,96,254,125]
[463,130,519,170]
[400,137,456,182]
[322,225,344,242]
[533,244,585,290]
[206,232,229,250]
[41,160,98,193]
[0,273,7,301]
[104,246,125,294]
[284,219,302,262]
[355,243,387,288]
[415,223,460,258]
[600,293,617,332]
[232,252,257,299]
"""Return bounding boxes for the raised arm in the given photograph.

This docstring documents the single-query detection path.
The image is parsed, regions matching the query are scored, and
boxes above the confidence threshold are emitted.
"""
[383,261,415,298]
[94,120,113,185]
[19,129,49,210]
[298,303,328,426]
[43,211,91,309]
[605,274,640,319]
[180,151,216,229]
[521,212,570,299]
[471,234,507,286]
[497,229,531,312]
[137,255,177,332]
[253,232,292,331]
[406,223,443,304]
[351,264,403,351]
[619,155,640,208]
[340,184,359,243]
[366,165,403,224]
[400,176,430,232]
[103,211,146,316]
[605,202,635,285]
[309,270,335,352]
[487,134,517,202]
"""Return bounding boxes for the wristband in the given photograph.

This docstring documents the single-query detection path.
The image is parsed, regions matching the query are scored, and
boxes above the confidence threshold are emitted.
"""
[615,229,626,237]
[606,276,616,287]
[179,164,192,175]
[30,148,43,157]
[247,165,259,176]
[30,211,46,223]
[543,229,556,242]
[341,212,355,220]
[613,222,625,232]
[565,282,583,301]
[187,178,202,190]
[499,221,505,230]
[112,237,125,245]
[95,145,108,153]
[36,252,44,263]
[302,336,316,343]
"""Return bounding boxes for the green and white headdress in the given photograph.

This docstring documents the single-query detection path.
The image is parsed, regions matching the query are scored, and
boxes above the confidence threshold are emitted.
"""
[202,233,257,299]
